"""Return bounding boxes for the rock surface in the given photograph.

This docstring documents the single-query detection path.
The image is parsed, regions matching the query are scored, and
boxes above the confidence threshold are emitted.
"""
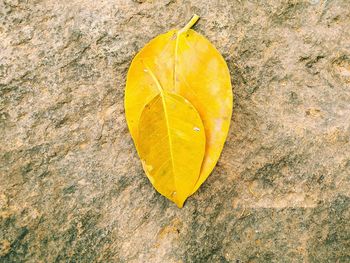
[1,0,350,262]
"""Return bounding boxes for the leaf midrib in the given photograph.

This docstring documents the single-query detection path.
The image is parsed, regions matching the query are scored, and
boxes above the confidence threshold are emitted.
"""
[143,64,176,183]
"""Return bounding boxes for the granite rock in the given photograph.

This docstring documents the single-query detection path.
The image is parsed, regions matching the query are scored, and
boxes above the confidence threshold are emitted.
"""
[1,0,350,262]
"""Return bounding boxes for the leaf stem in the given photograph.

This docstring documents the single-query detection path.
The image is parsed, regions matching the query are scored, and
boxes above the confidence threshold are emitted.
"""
[178,14,200,35]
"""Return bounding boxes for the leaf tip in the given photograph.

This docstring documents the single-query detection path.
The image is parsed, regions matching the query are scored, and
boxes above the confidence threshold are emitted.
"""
[173,193,186,208]
[176,200,185,208]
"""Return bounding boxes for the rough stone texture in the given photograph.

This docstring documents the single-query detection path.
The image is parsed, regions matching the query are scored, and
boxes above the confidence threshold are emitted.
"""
[1,0,350,262]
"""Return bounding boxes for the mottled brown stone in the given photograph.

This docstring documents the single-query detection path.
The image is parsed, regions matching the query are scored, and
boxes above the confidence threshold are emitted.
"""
[1,0,349,262]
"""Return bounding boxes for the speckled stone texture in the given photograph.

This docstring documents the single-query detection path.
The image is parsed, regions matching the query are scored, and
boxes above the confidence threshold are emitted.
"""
[1,0,350,262]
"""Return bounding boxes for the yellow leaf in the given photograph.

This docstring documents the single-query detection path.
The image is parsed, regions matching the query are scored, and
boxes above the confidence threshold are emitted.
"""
[175,16,232,194]
[137,90,205,208]
[125,15,232,205]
